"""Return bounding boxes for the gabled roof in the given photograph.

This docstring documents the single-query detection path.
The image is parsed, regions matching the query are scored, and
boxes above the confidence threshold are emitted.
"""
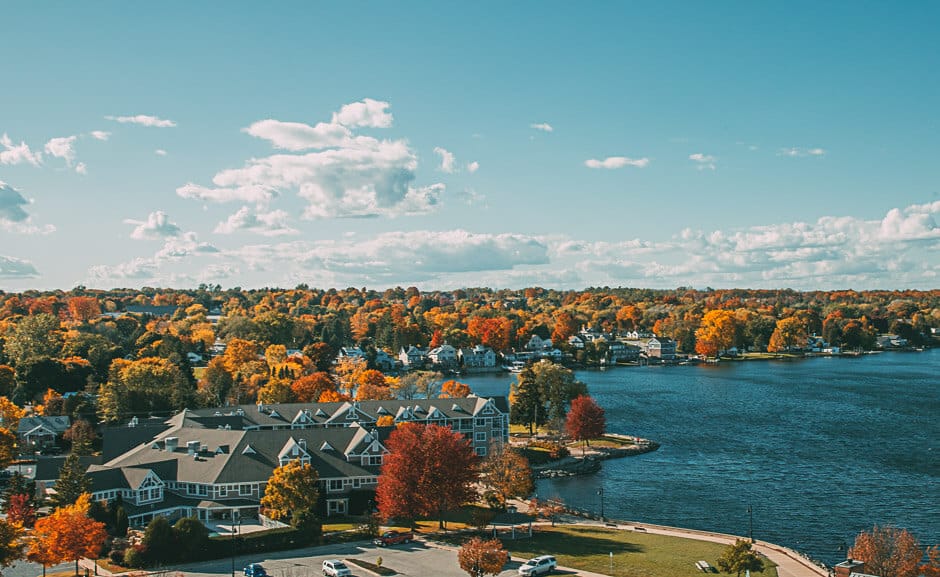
[17,416,71,435]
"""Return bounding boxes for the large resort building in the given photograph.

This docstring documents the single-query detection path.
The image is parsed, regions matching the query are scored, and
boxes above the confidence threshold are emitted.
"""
[86,396,510,528]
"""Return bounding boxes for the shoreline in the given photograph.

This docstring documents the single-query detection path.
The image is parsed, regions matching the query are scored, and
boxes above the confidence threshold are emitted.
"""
[531,436,660,479]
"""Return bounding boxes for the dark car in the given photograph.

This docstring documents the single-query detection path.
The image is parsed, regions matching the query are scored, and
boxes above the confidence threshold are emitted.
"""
[244,564,268,577]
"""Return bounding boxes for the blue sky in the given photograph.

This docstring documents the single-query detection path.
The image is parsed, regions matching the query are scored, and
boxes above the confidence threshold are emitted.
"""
[1,1,938,291]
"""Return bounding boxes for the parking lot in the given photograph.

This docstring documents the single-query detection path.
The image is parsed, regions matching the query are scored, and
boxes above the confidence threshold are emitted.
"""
[181,537,531,577]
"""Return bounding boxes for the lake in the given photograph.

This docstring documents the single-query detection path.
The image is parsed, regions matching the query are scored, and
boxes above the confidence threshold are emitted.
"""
[461,349,939,565]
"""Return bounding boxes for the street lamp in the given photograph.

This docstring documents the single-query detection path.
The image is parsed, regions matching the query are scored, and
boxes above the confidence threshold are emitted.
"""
[747,504,753,543]
[597,488,605,521]
[230,515,242,577]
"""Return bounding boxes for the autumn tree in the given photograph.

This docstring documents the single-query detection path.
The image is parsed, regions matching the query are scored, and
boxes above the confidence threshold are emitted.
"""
[260,459,320,527]
[458,537,508,577]
[198,356,234,406]
[695,309,738,358]
[6,493,36,528]
[62,419,96,455]
[0,519,25,574]
[467,317,513,351]
[376,423,479,529]
[441,380,472,398]
[376,415,395,427]
[31,494,107,577]
[52,453,90,508]
[921,545,940,577]
[848,525,923,577]
[291,372,336,403]
[98,357,195,422]
[5,313,62,365]
[0,428,17,471]
[510,361,587,433]
[67,297,101,323]
[257,377,294,404]
[480,443,533,506]
[333,356,368,396]
[716,539,764,577]
[565,395,606,453]
[767,316,807,353]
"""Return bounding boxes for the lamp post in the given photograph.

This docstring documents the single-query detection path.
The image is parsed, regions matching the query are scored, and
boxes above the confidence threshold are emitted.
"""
[597,488,605,521]
[747,504,753,543]
[230,516,241,577]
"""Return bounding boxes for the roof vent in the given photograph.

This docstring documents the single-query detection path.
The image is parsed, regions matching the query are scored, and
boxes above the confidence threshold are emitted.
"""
[165,437,179,452]
[187,440,200,455]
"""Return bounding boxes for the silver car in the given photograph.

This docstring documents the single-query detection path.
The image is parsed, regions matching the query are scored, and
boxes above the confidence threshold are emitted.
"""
[518,555,556,576]
[322,559,351,577]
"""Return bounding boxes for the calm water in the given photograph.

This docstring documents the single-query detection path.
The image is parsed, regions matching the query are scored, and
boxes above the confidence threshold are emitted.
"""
[463,350,939,565]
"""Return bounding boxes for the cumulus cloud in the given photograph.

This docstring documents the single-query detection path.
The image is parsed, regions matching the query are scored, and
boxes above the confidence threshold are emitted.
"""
[0,255,39,278]
[689,153,716,170]
[155,149,168,156]
[584,156,650,169]
[154,232,218,260]
[45,136,77,166]
[0,181,31,223]
[214,207,298,236]
[75,162,87,175]
[105,114,177,127]
[778,147,826,157]
[530,123,553,133]
[0,181,55,235]
[331,98,394,128]
[87,232,218,285]
[124,210,182,240]
[181,99,445,219]
[434,147,456,173]
[466,161,479,173]
[90,130,111,141]
[88,257,159,281]
[0,134,42,166]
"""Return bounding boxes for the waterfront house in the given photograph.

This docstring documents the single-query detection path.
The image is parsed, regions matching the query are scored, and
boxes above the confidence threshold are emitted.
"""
[427,343,458,368]
[86,396,510,527]
[398,346,428,369]
[646,337,677,360]
[459,345,497,369]
[17,416,71,453]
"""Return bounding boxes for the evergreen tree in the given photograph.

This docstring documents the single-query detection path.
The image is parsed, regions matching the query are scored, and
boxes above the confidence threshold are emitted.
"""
[52,453,90,508]
[2,472,36,509]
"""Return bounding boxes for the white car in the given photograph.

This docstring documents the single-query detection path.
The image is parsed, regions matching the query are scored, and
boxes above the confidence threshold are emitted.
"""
[518,555,556,576]
[322,559,352,577]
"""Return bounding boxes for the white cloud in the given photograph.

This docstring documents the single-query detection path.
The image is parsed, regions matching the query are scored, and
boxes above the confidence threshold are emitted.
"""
[105,114,177,128]
[0,255,39,278]
[88,257,159,281]
[331,98,394,128]
[242,119,351,151]
[45,136,77,166]
[183,99,445,219]
[778,147,826,157]
[176,183,278,205]
[530,123,553,133]
[0,134,42,166]
[467,161,479,173]
[214,206,298,236]
[689,153,716,170]
[453,187,486,207]
[124,210,182,240]
[434,147,456,173]
[154,232,218,260]
[155,149,168,156]
[584,156,650,169]
[89,130,111,141]
[0,181,55,235]
[0,181,31,223]
[75,162,87,175]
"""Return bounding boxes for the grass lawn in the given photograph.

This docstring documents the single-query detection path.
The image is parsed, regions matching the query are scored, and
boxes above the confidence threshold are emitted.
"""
[493,526,778,577]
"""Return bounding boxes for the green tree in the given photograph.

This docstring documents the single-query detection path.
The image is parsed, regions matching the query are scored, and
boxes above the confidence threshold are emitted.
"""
[142,516,176,564]
[173,517,210,561]
[0,518,25,574]
[52,453,90,508]
[260,459,320,527]
[716,539,764,577]
[62,420,96,456]
[510,361,586,433]
[6,313,62,366]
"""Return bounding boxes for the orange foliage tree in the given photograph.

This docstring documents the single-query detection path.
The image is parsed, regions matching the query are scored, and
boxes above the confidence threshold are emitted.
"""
[31,494,107,577]
[291,372,336,402]
[848,525,923,577]
[467,317,513,351]
[441,380,472,398]
[458,537,507,577]
[480,443,533,505]
[376,423,479,529]
[921,545,940,577]
[694,309,737,358]
[67,297,100,323]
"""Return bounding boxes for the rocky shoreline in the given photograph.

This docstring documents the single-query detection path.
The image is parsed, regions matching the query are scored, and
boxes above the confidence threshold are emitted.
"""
[533,439,660,479]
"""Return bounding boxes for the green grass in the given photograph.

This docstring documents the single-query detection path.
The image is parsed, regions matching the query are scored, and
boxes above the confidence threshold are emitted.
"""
[492,526,778,577]
[322,522,361,532]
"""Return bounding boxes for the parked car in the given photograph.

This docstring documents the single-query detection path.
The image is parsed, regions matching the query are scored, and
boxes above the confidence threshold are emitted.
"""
[322,559,351,577]
[373,530,414,546]
[518,555,556,576]
[244,564,268,577]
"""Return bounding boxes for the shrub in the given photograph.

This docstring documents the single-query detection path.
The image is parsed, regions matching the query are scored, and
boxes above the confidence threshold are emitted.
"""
[123,545,146,568]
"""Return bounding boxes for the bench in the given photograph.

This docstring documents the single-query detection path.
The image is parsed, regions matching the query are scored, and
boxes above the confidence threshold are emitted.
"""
[695,560,713,572]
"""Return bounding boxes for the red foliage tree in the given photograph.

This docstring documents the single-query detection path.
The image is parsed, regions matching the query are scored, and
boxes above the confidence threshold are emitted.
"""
[565,395,606,453]
[5,494,36,528]
[376,423,479,529]
[67,297,100,323]
[848,525,923,577]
